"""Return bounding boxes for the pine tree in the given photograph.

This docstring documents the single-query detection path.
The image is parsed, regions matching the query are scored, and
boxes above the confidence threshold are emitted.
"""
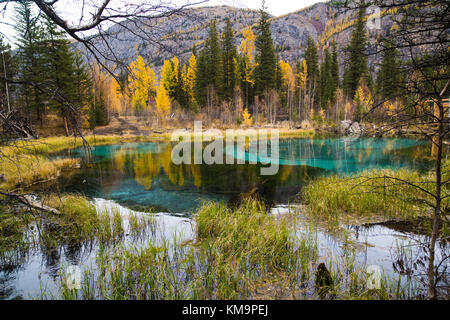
[304,36,319,110]
[376,40,402,100]
[221,18,238,101]
[331,39,339,91]
[175,63,188,108]
[343,5,368,98]
[254,1,277,96]
[206,20,222,91]
[72,51,93,116]
[319,48,334,110]
[195,48,208,106]
[195,20,222,107]
[14,1,46,124]
[305,36,319,86]
[89,88,108,128]
[42,16,79,135]
[161,56,179,100]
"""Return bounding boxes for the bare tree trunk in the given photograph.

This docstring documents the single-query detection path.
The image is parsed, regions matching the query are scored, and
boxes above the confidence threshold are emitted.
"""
[428,84,447,299]
[63,115,69,136]
[429,123,442,300]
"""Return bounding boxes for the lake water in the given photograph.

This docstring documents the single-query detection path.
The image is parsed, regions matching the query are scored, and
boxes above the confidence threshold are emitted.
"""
[55,137,432,213]
[2,137,446,299]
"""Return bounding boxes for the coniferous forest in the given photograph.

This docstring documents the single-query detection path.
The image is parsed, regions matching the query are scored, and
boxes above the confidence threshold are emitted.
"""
[0,1,424,133]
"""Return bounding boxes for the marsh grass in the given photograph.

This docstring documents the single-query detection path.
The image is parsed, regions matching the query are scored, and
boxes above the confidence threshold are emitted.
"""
[0,154,79,190]
[52,198,415,300]
[302,167,449,223]
[37,195,129,247]
[52,199,317,299]
[320,250,420,300]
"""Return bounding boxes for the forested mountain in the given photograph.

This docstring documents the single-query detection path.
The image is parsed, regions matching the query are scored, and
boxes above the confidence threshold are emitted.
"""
[78,3,399,74]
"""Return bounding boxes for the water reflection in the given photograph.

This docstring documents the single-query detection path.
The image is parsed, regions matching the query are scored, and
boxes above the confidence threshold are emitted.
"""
[56,138,431,213]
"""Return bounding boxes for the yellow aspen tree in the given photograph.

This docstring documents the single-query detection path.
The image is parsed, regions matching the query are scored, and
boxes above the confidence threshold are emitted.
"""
[128,55,157,112]
[242,108,253,127]
[186,53,197,109]
[155,82,171,126]
[240,26,256,108]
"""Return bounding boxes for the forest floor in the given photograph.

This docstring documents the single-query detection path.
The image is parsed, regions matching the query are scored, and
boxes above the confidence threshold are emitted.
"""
[92,115,154,136]
[89,115,316,138]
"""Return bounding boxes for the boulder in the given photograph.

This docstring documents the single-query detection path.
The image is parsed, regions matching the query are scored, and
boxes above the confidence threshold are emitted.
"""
[340,120,365,136]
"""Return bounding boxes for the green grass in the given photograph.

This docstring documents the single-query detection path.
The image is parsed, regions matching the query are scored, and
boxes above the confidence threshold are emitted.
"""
[52,199,317,299]
[38,195,127,247]
[302,167,448,222]
[48,198,417,300]
[0,154,80,190]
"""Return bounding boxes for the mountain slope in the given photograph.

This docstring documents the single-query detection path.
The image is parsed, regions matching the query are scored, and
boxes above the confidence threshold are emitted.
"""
[79,3,398,75]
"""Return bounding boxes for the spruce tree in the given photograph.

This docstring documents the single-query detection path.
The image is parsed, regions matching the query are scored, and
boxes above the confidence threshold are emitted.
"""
[331,39,339,91]
[376,40,401,100]
[304,36,319,107]
[343,5,368,98]
[73,51,93,116]
[254,2,276,96]
[221,18,237,102]
[195,48,208,106]
[319,48,334,110]
[205,20,222,94]
[196,20,222,106]
[305,36,319,85]
[14,1,46,124]
[42,16,79,135]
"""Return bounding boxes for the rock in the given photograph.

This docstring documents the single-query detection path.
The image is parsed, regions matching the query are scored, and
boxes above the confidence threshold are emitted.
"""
[315,263,334,298]
[340,120,365,136]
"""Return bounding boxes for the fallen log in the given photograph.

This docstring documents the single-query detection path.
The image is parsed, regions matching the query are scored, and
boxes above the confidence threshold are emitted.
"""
[0,191,60,215]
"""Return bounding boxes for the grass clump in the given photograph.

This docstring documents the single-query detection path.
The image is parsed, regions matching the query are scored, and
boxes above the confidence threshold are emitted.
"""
[48,198,420,300]
[302,168,447,221]
[195,199,298,277]
[54,198,319,300]
[0,155,79,190]
[38,195,125,246]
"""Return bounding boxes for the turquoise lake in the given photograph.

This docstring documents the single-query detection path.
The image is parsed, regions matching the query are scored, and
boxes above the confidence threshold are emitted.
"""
[55,137,432,213]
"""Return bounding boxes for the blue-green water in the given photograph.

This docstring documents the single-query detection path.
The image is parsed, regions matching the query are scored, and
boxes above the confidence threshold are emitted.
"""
[54,137,432,213]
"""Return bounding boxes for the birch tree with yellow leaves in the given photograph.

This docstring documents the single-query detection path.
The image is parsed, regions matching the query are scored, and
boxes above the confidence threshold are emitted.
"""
[128,55,157,113]
[239,26,256,108]
[185,53,198,110]
[155,82,171,127]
